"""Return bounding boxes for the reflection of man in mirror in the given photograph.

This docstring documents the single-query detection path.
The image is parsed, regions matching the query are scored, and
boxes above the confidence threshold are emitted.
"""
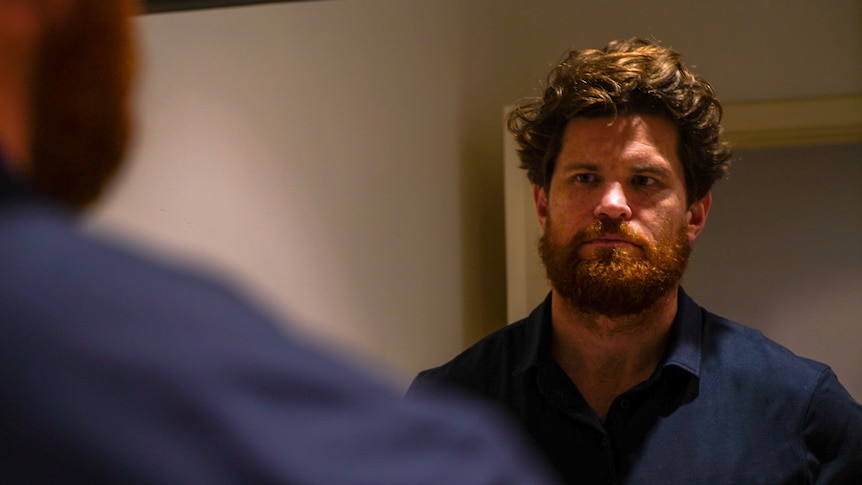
[0,2,556,483]
[411,38,862,484]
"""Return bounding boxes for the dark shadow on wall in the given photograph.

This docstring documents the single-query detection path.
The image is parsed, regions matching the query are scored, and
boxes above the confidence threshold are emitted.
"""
[455,3,534,348]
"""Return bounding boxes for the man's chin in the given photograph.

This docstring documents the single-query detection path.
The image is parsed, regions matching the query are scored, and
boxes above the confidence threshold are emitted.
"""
[551,248,687,317]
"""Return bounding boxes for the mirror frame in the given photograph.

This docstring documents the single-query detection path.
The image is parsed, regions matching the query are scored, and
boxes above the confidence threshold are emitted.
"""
[145,0,308,14]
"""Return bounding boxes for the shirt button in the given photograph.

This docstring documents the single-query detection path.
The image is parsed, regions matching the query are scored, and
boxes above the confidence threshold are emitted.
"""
[620,399,631,410]
[601,437,611,447]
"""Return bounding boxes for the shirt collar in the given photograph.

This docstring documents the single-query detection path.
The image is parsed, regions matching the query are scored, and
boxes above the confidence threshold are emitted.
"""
[513,288,704,378]
[662,287,703,376]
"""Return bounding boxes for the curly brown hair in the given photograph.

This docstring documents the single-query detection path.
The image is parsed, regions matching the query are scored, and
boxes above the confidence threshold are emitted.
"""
[507,38,731,204]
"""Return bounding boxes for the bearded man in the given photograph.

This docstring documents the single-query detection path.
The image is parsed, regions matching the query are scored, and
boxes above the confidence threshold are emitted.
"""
[409,38,862,484]
[0,2,558,483]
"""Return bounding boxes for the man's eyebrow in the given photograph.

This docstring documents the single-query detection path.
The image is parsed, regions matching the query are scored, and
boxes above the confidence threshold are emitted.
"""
[557,163,600,174]
[632,163,673,177]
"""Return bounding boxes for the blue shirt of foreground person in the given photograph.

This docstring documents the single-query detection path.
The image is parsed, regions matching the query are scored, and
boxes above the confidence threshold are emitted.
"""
[410,38,862,484]
[0,1,557,483]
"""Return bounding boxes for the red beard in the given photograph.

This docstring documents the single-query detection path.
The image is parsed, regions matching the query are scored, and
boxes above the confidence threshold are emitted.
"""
[539,217,690,317]
[29,0,137,210]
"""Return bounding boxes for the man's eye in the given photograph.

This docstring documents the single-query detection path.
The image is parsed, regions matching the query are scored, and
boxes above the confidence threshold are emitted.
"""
[574,174,597,184]
[632,175,656,187]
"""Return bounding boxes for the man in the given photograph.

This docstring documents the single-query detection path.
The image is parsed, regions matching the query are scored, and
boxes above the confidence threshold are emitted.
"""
[410,38,862,484]
[0,1,557,483]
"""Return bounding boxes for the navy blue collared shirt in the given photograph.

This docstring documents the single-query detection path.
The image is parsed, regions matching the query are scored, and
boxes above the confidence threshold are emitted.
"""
[410,290,862,484]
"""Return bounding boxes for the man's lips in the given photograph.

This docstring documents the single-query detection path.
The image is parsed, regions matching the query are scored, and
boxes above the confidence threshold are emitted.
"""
[579,236,641,248]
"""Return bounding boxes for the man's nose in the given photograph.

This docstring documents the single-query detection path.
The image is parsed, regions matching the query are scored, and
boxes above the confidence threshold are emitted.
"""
[594,182,632,220]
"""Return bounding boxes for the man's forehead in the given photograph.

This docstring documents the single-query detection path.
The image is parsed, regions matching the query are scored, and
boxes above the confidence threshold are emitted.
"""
[559,115,679,158]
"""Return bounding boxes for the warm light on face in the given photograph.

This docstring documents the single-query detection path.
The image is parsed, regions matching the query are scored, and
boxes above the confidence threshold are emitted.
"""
[537,115,694,316]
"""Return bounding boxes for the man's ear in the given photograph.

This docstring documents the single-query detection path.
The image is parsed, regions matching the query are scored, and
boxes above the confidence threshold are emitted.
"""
[533,184,549,232]
[686,192,712,241]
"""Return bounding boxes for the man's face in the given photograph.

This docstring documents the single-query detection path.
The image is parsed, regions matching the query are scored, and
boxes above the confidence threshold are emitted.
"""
[29,0,137,209]
[534,114,710,316]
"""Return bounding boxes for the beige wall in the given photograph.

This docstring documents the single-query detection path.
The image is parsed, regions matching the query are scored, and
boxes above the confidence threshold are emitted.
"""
[89,0,861,391]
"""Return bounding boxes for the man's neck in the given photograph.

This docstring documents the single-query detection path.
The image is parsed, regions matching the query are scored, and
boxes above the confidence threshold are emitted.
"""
[550,287,678,422]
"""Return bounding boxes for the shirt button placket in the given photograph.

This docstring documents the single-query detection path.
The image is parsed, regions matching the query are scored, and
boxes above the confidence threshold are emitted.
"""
[599,434,615,484]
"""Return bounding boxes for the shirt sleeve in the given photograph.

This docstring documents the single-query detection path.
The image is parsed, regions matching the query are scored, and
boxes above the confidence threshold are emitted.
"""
[804,368,862,484]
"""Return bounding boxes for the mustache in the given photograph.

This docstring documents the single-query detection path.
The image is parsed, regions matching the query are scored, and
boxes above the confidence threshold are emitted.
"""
[568,219,651,249]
